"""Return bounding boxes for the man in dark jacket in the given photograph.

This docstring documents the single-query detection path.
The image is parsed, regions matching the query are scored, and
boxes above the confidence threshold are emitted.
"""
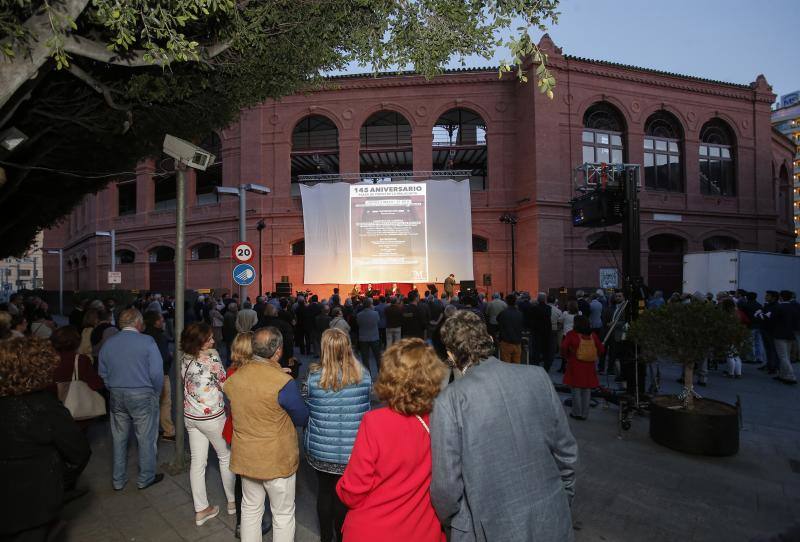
[256,304,297,375]
[496,294,524,363]
[401,292,427,339]
[772,291,798,384]
[758,291,780,375]
[526,293,553,371]
[143,310,174,440]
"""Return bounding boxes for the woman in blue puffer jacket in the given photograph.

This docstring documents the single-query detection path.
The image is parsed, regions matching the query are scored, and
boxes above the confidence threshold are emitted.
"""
[305,327,372,542]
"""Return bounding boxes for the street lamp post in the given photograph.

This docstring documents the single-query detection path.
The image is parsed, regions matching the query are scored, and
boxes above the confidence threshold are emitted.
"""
[95,230,116,289]
[256,220,266,296]
[45,249,64,315]
[216,184,271,301]
[499,213,518,292]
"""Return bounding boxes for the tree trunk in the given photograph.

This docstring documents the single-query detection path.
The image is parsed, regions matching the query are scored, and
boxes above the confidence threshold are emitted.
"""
[683,363,695,410]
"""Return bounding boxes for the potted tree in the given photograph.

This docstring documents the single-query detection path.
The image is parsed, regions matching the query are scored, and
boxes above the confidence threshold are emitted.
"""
[627,301,750,456]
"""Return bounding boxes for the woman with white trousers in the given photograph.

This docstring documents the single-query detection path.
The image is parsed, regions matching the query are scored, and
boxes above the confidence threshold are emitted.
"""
[181,322,236,526]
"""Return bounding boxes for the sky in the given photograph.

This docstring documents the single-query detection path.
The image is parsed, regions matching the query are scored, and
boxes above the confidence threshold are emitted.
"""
[342,0,800,101]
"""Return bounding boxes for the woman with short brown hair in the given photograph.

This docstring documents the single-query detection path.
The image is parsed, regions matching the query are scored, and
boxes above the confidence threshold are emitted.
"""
[180,322,235,526]
[0,337,90,541]
[336,338,446,542]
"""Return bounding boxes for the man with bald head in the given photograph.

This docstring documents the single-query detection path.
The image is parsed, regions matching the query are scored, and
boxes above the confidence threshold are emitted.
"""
[225,328,308,542]
[99,308,165,491]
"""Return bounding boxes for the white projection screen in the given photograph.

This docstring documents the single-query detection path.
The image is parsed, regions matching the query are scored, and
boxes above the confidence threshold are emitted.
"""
[300,180,473,284]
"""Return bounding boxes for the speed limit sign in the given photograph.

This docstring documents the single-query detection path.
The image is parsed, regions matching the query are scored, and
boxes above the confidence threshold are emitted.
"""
[232,242,255,263]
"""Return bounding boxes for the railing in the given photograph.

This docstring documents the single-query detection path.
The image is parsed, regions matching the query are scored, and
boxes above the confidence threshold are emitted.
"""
[296,170,473,183]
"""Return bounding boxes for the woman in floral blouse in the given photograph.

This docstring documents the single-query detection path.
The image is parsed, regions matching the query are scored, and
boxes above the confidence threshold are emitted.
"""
[181,322,236,526]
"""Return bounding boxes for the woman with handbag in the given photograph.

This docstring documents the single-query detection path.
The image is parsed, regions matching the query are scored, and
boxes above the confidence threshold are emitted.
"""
[336,338,446,542]
[50,326,105,429]
[560,315,604,421]
[0,337,91,542]
[306,328,371,542]
[181,322,236,527]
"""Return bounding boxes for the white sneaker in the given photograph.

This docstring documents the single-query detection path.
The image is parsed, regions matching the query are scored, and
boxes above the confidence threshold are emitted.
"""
[195,505,220,526]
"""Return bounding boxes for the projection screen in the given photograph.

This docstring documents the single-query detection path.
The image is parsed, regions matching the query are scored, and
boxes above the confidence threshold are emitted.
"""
[300,180,473,284]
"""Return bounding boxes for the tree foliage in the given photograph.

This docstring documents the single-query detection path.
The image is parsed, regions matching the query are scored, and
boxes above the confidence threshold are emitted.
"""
[0,0,559,257]
[627,302,751,408]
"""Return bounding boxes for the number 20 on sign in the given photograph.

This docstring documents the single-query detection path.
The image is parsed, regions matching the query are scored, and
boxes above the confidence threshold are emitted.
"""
[232,242,255,263]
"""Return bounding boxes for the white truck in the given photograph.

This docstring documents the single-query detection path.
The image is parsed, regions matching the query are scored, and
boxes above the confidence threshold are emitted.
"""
[683,250,800,296]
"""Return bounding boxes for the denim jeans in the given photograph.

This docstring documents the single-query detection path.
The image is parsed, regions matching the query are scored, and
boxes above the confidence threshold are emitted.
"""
[109,389,159,489]
[751,328,765,363]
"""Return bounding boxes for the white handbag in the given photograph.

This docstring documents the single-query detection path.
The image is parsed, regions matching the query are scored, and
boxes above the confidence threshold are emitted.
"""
[63,355,106,421]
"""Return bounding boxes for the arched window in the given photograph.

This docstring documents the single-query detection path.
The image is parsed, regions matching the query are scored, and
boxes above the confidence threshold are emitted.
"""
[291,115,340,184]
[472,235,488,253]
[191,243,220,260]
[149,246,175,263]
[582,102,625,165]
[291,239,305,256]
[703,236,739,251]
[587,231,622,250]
[360,111,412,173]
[699,119,736,196]
[115,249,135,265]
[644,111,683,192]
[196,132,222,205]
[433,108,487,190]
[80,255,88,267]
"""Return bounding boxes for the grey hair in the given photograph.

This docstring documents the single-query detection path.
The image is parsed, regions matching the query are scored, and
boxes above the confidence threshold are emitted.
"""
[444,304,458,318]
[363,297,373,308]
[253,327,283,359]
[118,308,143,329]
[537,292,547,303]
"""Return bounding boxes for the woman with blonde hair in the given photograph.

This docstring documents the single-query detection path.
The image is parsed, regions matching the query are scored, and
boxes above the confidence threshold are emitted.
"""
[336,338,445,542]
[305,328,371,542]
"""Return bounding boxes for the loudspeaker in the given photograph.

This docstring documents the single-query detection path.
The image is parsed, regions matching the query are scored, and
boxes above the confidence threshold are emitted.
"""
[275,282,292,296]
[570,188,624,228]
[460,280,476,291]
[483,273,492,286]
[280,275,289,283]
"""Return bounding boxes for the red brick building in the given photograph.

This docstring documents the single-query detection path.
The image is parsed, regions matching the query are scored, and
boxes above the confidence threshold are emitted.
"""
[44,36,797,298]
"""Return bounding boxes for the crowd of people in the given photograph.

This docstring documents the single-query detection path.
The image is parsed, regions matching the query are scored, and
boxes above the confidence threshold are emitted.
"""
[0,282,798,541]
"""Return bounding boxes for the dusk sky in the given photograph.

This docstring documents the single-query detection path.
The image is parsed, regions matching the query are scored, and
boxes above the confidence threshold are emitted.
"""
[528,0,799,100]
[344,0,800,103]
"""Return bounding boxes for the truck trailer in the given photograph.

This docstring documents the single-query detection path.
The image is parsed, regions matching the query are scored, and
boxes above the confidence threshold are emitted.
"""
[682,250,800,296]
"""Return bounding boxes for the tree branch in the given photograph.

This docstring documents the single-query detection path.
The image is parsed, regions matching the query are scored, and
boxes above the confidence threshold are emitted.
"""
[62,35,232,67]
[0,0,91,110]
[65,63,132,111]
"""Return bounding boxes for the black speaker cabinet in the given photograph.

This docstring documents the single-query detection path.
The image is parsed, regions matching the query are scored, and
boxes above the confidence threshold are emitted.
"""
[483,273,492,286]
[460,280,476,291]
[275,282,292,296]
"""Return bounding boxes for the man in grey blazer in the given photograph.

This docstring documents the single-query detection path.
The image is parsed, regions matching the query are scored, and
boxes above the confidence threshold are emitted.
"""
[431,310,578,542]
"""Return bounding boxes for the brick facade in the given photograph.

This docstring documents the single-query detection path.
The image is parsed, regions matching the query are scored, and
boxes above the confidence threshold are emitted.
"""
[44,36,796,298]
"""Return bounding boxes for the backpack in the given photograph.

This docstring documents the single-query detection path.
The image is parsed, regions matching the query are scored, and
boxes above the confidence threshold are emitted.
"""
[575,334,598,363]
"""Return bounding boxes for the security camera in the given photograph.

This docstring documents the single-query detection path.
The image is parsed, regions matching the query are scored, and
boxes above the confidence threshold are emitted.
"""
[162,134,216,171]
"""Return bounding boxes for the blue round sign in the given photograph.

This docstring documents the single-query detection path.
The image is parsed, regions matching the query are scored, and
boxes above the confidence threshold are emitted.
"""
[232,263,256,286]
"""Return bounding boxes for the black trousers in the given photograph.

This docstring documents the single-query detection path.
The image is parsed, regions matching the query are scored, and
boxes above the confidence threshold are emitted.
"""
[359,340,382,373]
[316,470,347,542]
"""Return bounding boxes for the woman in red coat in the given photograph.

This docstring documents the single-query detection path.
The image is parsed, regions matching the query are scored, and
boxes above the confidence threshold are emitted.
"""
[336,338,446,542]
[561,315,605,421]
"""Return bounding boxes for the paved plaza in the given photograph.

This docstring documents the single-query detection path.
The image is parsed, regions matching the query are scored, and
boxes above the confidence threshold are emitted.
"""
[58,357,800,542]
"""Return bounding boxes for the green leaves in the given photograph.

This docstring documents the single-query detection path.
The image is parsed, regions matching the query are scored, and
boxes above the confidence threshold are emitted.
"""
[628,302,752,368]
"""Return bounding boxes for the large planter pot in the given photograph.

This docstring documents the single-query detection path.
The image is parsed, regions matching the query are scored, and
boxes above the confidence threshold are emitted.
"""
[649,395,739,456]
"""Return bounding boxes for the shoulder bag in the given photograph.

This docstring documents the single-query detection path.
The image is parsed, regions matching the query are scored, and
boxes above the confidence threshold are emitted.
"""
[63,354,107,420]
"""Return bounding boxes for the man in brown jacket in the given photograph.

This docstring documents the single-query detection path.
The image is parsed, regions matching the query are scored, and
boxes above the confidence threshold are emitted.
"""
[224,327,308,542]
